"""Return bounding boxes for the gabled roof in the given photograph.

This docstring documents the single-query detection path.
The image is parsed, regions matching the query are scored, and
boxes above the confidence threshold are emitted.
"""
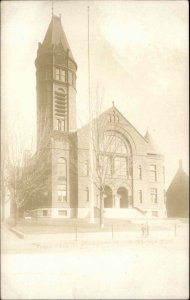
[42,15,75,61]
[77,104,162,155]
[78,104,147,142]
[167,162,189,194]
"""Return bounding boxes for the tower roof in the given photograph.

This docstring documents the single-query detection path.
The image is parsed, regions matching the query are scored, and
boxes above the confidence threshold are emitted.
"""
[42,15,75,61]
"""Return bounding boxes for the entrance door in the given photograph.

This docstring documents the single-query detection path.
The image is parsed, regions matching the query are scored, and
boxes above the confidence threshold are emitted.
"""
[104,186,113,208]
[117,187,128,208]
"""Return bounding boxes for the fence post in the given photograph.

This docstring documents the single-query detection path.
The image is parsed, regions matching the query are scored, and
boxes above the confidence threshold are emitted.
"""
[75,224,78,241]
[112,224,114,241]
[174,223,177,237]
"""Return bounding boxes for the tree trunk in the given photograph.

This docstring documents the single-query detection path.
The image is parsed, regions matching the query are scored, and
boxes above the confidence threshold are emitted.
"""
[100,192,104,228]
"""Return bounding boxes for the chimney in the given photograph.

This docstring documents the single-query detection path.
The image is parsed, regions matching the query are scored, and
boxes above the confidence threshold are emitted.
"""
[179,159,183,170]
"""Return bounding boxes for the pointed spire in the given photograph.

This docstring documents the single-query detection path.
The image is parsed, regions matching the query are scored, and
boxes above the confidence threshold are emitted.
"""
[144,128,160,154]
[41,15,75,61]
[144,128,150,142]
[51,0,54,17]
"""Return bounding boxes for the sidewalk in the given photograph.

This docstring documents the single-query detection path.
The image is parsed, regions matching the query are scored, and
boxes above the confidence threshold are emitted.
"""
[2,221,188,254]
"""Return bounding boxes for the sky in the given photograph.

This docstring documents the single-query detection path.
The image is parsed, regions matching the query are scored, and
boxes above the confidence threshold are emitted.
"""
[1,0,189,188]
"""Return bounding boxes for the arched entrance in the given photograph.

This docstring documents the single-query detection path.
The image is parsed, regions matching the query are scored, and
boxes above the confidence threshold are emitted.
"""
[117,187,128,208]
[104,186,113,208]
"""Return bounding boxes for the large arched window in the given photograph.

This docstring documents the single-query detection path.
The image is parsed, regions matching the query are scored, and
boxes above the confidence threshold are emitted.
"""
[101,134,127,154]
[99,133,132,178]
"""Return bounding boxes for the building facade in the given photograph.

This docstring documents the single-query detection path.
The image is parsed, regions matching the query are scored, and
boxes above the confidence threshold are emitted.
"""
[28,15,166,219]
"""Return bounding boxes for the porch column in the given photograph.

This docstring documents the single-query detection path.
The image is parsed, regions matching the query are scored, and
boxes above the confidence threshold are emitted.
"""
[114,194,120,208]
[128,195,133,207]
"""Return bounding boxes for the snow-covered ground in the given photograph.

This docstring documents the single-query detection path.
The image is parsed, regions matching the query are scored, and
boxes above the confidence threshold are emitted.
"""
[1,224,189,299]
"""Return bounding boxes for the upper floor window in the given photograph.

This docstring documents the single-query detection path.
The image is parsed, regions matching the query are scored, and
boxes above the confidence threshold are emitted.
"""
[150,188,157,203]
[138,165,142,180]
[57,157,67,179]
[149,164,157,182]
[102,135,126,154]
[55,68,66,82]
[139,190,143,203]
[114,156,127,176]
[56,119,65,131]
[85,187,89,202]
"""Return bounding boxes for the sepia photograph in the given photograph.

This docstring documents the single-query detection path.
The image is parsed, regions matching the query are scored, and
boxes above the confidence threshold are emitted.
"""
[1,0,189,299]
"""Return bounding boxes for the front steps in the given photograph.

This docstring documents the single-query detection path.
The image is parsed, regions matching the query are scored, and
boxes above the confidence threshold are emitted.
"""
[103,207,146,219]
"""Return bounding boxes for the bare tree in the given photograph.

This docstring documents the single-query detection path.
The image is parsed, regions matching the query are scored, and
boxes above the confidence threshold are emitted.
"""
[88,88,132,227]
[1,109,53,225]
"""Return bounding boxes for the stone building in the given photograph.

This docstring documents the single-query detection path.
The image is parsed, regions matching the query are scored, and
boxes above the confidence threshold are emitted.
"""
[27,14,166,219]
[166,160,189,218]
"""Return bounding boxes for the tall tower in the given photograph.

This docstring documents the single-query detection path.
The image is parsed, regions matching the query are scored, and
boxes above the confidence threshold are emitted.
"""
[35,15,78,217]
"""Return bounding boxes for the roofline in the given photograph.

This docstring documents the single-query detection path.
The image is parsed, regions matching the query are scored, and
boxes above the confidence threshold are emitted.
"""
[77,105,148,143]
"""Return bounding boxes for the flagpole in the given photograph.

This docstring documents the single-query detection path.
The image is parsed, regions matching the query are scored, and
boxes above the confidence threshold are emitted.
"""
[87,6,94,223]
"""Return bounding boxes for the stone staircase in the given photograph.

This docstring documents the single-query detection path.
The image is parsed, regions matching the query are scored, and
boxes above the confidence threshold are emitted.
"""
[103,207,146,219]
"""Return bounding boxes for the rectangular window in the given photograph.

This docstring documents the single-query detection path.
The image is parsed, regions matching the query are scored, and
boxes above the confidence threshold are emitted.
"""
[56,119,65,131]
[150,188,157,203]
[43,210,48,216]
[139,190,142,203]
[58,210,67,216]
[84,161,89,176]
[60,69,66,82]
[149,164,157,182]
[85,187,89,202]
[55,68,60,80]
[138,165,142,180]
[57,184,67,202]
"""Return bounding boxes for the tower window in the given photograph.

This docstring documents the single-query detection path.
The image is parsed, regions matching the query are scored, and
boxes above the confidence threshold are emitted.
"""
[56,119,65,131]
[60,69,66,81]
[55,68,66,82]
[56,68,60,80]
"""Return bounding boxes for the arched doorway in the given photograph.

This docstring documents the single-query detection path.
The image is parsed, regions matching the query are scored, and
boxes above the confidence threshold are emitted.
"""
[104,186,113,208]
[117,187,128,208]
